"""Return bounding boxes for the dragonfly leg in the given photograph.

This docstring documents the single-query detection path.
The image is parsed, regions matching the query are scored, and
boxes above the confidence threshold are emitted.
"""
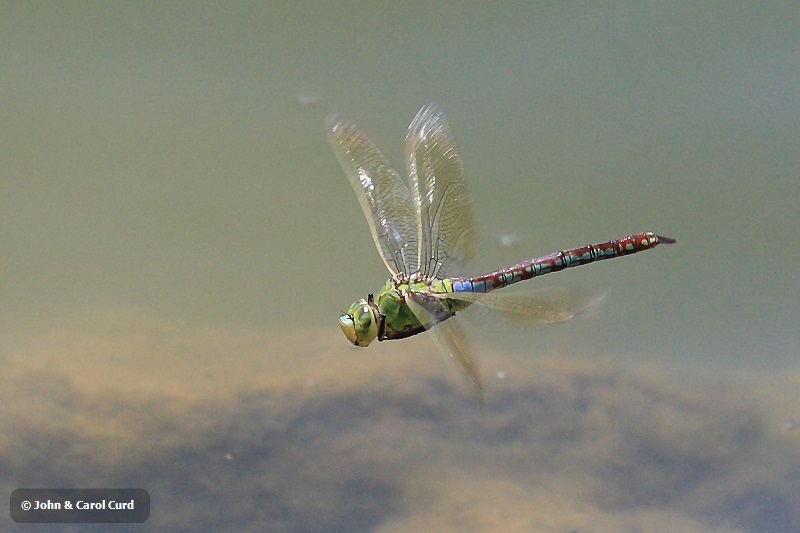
[366,292,389,341]
[377,312,387,341]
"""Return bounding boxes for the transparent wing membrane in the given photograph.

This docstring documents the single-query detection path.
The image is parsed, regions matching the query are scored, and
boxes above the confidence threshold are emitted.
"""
[405,290,482,407]
[406,105,476,280]
[439,289,606,324]
[327,115,419,276]
[438,318,483,408]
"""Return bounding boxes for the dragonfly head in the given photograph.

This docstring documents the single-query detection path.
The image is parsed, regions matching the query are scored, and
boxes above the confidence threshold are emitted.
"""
[339,296,380,347]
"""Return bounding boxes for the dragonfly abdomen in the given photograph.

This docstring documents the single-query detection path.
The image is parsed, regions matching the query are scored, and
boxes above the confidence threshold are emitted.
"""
[448,232,675,293]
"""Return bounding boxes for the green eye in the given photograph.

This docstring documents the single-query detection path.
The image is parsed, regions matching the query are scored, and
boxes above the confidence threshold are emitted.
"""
[355,305,372,328]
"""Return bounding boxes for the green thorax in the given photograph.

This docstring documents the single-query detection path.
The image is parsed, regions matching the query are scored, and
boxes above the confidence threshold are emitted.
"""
[375,277,470,338]
[375,278,424,332]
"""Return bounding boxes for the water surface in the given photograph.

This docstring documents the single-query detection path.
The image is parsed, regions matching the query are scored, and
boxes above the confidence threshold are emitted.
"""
[2,3,799,532]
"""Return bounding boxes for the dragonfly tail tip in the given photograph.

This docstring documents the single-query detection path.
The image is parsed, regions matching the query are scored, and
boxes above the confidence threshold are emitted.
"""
[657,235,676,244]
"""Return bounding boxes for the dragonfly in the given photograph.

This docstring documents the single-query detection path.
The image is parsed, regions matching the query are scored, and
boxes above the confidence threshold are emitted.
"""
[327,104,674,404]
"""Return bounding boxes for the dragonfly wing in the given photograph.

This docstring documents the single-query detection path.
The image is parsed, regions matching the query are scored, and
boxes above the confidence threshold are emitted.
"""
[438,289,607,324]
[438,318,483,408]
[327,114,419,276]
[406,105,476,280]
[405,290,483,407]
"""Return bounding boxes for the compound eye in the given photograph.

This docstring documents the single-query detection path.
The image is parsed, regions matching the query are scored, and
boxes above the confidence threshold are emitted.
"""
[338,314,358,344]
[354,305,373,329]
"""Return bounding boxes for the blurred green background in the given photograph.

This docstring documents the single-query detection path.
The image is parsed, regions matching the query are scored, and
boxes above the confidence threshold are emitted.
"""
[2,3,798,532]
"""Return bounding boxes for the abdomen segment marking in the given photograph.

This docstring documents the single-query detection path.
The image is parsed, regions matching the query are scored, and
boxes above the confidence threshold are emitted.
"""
[449,232,674,293]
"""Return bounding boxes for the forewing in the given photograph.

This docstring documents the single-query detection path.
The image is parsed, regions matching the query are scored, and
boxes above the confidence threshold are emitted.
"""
[406,105,476,280]
[327,114,419,276]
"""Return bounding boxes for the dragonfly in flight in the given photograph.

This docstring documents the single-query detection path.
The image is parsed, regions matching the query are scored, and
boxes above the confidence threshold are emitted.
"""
[327,105,674,404]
